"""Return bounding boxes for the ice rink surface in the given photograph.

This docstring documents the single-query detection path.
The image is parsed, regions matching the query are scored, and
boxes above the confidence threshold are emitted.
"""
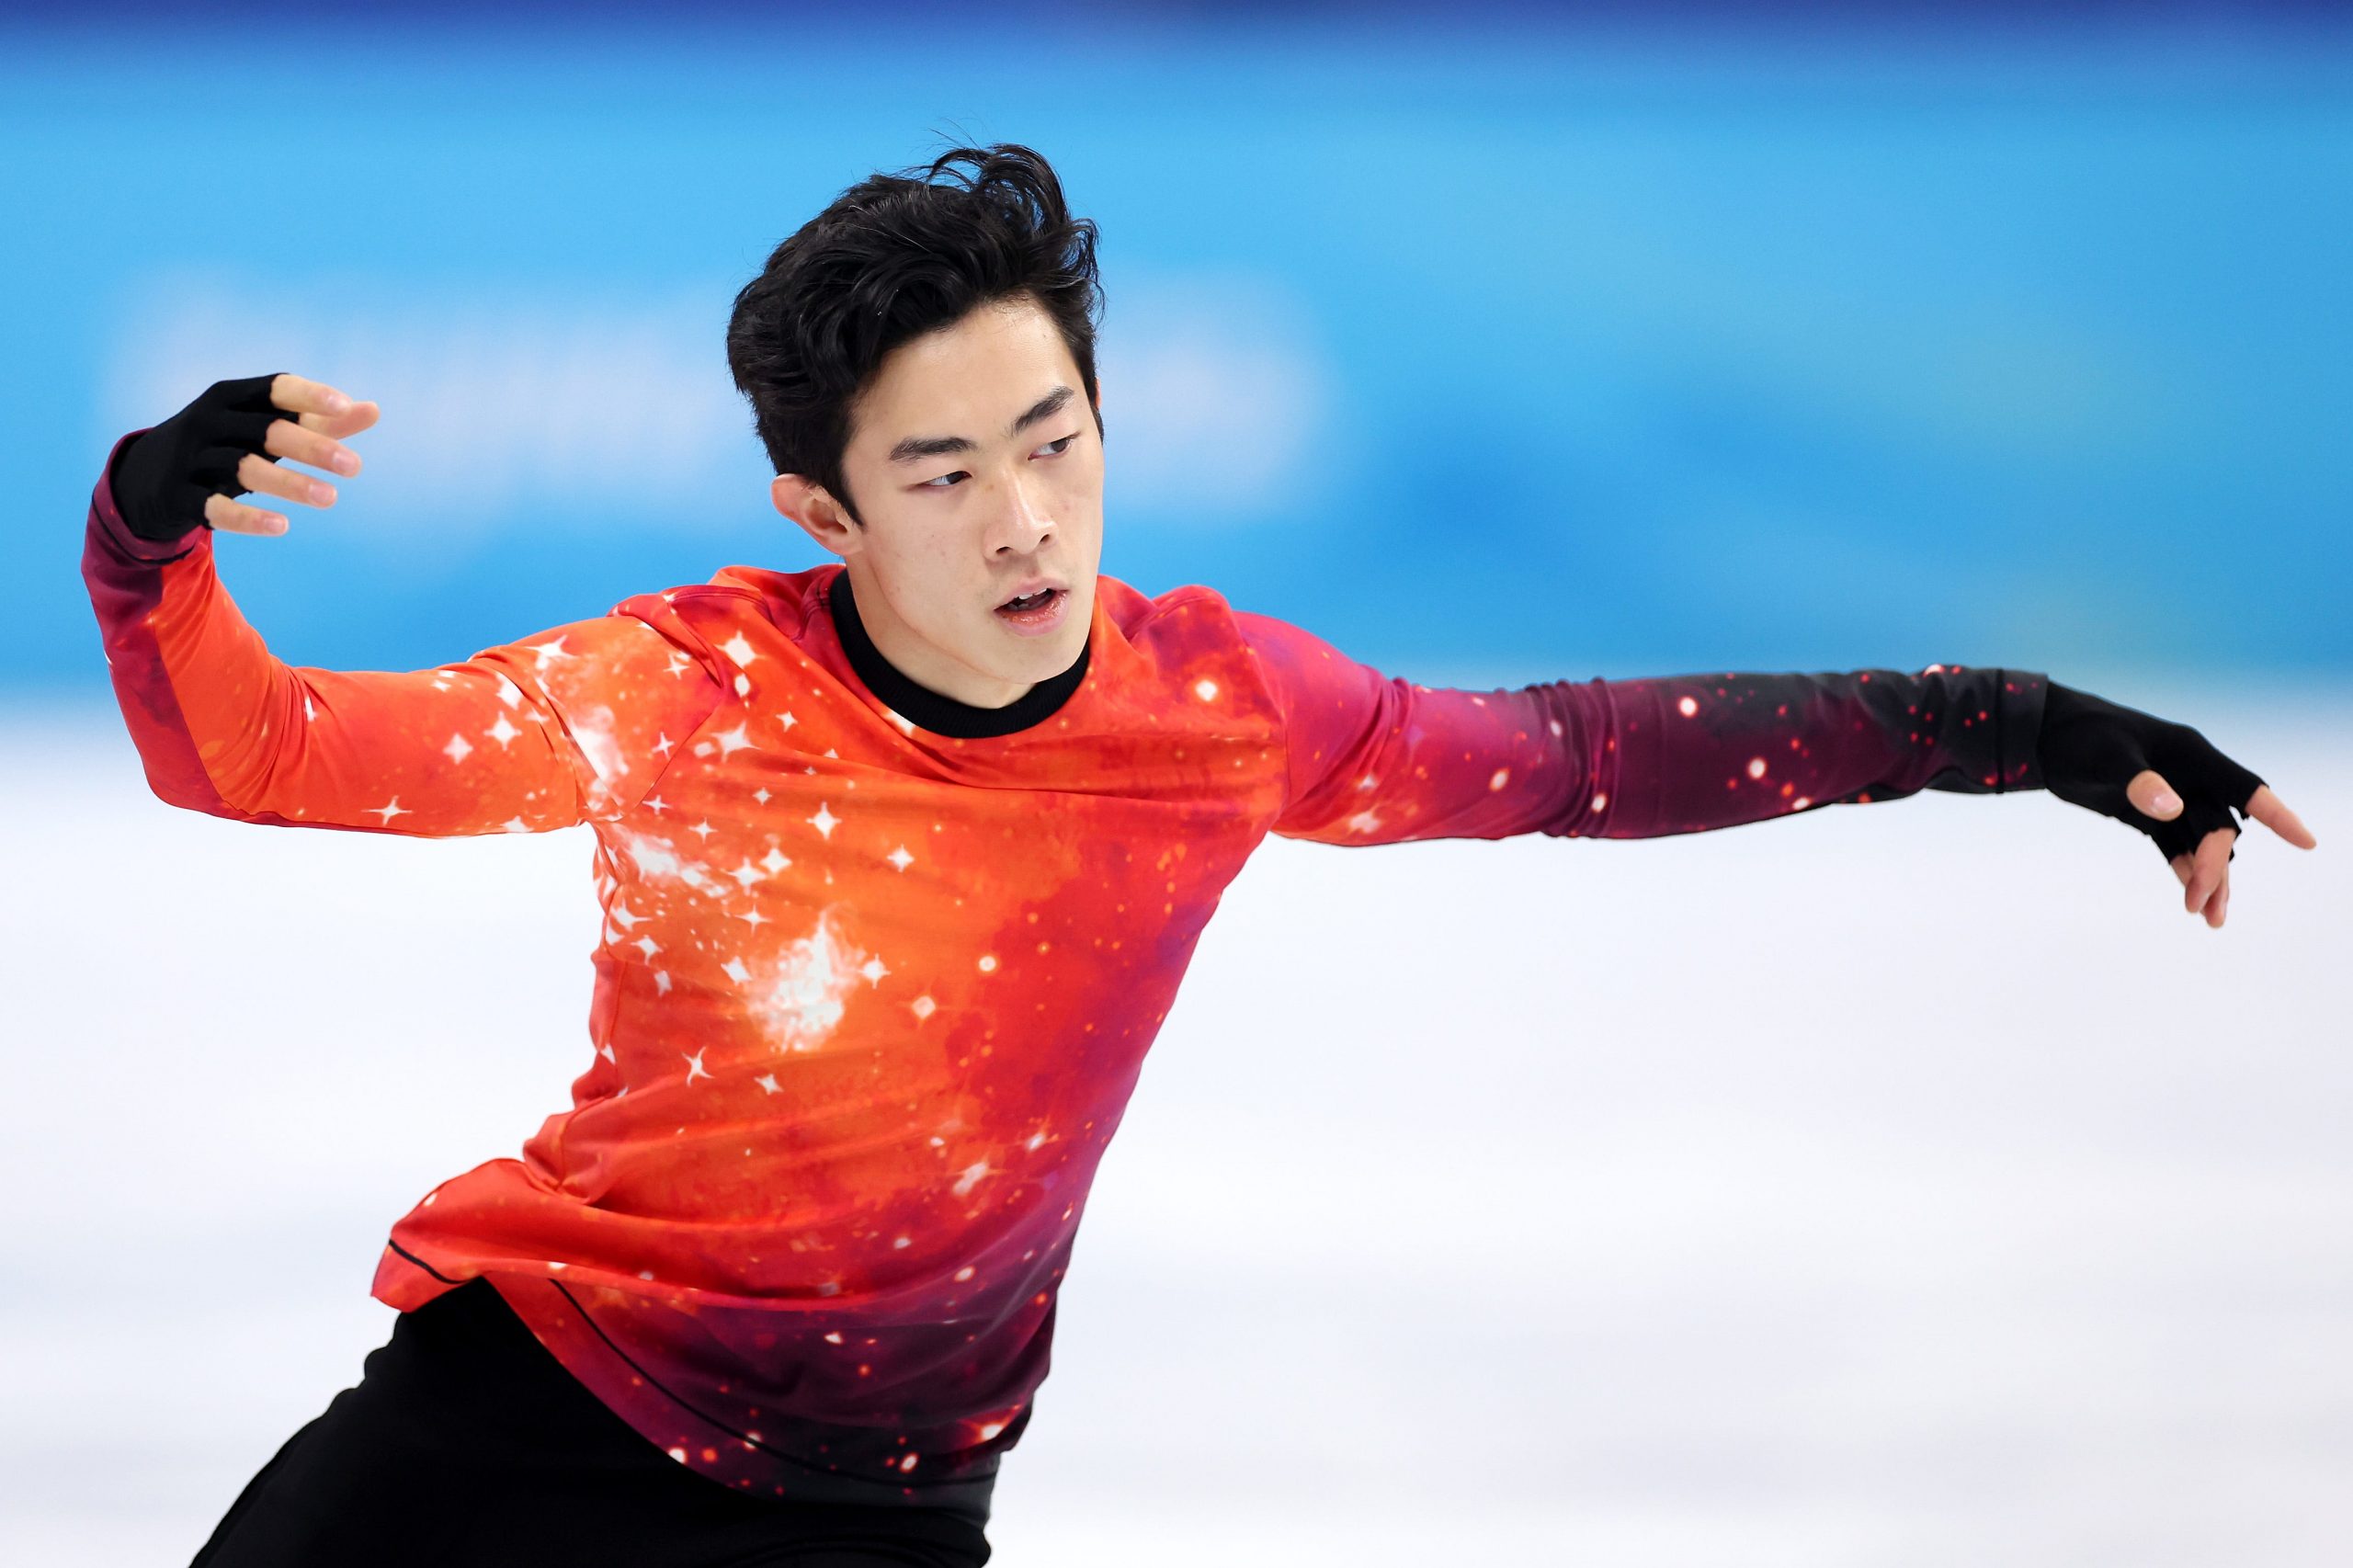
[3,687,2346,1566]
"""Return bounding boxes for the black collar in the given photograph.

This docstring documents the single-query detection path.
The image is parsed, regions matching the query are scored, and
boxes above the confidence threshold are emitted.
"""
[827,569,1090,739]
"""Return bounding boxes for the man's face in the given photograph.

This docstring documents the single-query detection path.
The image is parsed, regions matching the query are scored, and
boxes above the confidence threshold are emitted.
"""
[773,293,1104,710]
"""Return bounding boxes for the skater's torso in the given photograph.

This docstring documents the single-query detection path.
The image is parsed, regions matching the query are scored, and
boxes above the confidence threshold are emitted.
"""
[379,561,1319,1497]
[401,565,1276,1291]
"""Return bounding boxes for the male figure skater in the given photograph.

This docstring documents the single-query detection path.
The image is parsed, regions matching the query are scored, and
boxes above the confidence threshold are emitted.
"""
[83,143,2316,1567]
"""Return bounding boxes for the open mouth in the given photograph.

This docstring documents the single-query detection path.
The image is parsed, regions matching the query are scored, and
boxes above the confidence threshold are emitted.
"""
[996,587,1062,617]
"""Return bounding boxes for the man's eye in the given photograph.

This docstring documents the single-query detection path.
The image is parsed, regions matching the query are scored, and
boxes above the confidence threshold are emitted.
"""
[920,435,1077,491]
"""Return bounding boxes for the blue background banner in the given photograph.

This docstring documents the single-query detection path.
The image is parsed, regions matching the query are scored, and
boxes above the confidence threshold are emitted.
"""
[6,8,2347,696]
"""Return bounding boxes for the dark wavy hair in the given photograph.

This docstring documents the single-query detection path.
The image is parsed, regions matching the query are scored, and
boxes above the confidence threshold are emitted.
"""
[726,142,1105,528]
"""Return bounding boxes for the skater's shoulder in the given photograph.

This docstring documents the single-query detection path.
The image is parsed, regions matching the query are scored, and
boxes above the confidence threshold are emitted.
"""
[1108,578,1335,675]
[606,562,838,642]
[1102,574,1250,640]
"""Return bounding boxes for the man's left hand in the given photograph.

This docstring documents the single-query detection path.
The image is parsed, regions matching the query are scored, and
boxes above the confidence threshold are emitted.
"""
[2037,681,2319,929]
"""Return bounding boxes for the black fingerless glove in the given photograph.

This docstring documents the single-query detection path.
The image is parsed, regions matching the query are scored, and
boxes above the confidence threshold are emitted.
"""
[108,371,293,542]
[2037,681,2265,866]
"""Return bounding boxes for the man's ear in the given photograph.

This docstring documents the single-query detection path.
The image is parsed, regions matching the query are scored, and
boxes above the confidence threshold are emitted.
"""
[772,473,858,557]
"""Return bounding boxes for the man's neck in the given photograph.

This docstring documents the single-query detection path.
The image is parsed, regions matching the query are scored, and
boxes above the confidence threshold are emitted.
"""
[826,569,1089,740]
[846,570,1032,710]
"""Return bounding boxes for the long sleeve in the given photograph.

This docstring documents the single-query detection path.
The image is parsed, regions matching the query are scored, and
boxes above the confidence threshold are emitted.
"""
[1233,608,2046,846]
[81,428,730,836]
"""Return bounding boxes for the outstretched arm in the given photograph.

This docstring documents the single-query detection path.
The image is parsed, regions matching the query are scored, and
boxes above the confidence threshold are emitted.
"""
[82,377,727,836]
[1236,608,2318,928]
[1236,607,2044,845]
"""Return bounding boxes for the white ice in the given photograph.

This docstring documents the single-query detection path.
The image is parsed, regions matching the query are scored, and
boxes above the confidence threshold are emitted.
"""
[1,685,2346,1567]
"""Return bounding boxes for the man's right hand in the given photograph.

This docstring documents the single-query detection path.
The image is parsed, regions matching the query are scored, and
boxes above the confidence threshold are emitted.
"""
[110,372,380,541]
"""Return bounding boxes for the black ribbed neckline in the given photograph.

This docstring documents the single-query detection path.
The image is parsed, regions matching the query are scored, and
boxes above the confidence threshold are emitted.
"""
[826,568,1089,739]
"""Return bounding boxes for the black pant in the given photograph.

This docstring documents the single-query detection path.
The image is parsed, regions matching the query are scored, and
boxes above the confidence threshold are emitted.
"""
[188,1279,994,1568]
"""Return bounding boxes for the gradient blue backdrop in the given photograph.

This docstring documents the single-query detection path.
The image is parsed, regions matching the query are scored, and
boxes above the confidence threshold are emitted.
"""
[6,7,2347,702]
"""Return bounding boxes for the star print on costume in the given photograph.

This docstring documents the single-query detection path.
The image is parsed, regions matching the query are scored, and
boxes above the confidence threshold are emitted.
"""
[80,419,2050,1510]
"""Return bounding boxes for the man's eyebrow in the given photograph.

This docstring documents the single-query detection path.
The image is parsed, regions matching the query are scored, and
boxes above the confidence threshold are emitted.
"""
[888,385,1077,465]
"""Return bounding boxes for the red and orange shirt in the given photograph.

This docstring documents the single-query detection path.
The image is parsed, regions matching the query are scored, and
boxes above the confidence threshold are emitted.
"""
[83,428,2047,1513]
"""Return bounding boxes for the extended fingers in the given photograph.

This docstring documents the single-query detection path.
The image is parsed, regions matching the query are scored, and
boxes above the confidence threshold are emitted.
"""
[2183,826,2235,919]
[2245,784,2319,849]
[244,378,377,515]
[267,373,354,420]
[294,399,381,442]
[175,375,373,538]
[264,415,364,478]
[203,490,288,536]
[268,370,380,447]
[237,449,338,509]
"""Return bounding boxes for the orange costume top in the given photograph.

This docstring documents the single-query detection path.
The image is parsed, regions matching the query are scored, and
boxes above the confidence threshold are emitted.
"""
[82,428,2046,1517]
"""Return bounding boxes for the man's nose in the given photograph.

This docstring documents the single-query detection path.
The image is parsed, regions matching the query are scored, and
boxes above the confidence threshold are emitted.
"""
[991,470,1054,551]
